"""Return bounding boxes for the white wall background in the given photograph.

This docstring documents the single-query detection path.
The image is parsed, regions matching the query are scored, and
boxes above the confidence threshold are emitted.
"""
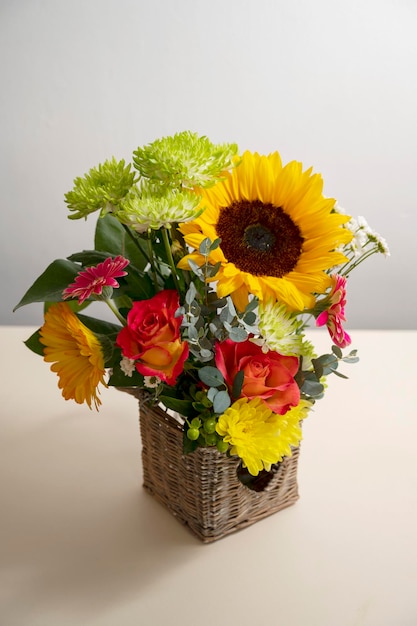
[1,0,416,328]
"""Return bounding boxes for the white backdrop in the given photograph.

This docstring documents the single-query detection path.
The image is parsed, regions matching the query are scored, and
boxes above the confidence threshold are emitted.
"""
[1,0,416,328]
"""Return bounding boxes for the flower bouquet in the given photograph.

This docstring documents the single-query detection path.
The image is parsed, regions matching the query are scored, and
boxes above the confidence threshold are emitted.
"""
[15,131,388,541]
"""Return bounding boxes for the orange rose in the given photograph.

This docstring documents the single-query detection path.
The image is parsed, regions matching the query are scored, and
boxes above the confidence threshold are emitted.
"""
[116,290,189,385]
[215,338,300,414]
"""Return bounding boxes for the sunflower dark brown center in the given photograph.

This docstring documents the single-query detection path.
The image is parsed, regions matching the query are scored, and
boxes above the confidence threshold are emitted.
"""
[243,223,276,252]
[216,200,304,277]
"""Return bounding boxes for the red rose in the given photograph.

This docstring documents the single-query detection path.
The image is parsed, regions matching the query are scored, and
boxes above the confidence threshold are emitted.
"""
[215,339,300,414]
[116,290,188,385]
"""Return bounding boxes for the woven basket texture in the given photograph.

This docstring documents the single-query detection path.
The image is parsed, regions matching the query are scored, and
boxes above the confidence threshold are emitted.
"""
[132,390,300,543]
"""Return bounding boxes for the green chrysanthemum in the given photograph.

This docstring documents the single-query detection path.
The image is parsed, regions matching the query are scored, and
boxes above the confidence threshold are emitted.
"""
[258,300,316,366]
[115,182,202,232]
[132,130,239,189]
[65,158,137,220]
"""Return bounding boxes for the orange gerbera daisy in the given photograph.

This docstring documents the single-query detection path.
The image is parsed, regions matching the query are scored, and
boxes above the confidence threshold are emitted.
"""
[39,302,107,409]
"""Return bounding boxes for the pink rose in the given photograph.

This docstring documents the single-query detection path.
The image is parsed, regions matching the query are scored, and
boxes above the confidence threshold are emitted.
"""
[116,290,189,385]
[215,339,300,414]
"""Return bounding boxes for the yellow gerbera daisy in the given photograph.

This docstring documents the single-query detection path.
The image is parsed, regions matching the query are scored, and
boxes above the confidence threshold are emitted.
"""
[178,151,353,311]
[216,397,311,476]
[39,302,107,410]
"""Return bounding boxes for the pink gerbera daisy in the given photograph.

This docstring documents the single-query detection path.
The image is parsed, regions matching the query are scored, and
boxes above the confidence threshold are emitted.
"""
[63,256,129,305]
[316,274,351,348]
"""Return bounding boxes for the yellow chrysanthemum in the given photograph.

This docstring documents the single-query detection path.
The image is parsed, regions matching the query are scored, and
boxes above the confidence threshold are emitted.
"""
[178,151,353,311]
[216,397,312,476]
[39,302,107,410]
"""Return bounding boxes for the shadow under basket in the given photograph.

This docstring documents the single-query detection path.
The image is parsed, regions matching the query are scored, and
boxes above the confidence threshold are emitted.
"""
[135,392,300,543]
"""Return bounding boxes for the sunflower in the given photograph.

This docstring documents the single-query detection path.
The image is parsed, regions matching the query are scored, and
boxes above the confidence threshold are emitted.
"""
[178,151,353,311]
[39,303,107,410]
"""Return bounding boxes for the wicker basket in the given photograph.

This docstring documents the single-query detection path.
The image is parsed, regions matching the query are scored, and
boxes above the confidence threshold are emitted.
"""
[131,390,300,542]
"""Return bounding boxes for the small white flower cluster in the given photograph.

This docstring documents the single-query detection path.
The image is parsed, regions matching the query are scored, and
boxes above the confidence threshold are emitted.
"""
[120,356,136,377]
[334,202,390,260]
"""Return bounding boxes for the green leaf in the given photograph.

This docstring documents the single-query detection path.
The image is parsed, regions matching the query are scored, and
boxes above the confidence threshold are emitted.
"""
[210,238,221,251]
[331,369,349,379]
[185,282,197,305]
[199,237,212,255]
[311,358,324,380]
[24,329,44,356]
[108,364,144,387]
[343,356,360,364]
[302,379,325,396]
[243,311,256,325]
[228,327,248,343]
[331,345,343,358]
[95,214,148,269]
[119,266,155,301]
[198,366,225,388]
[213,390,231,414]
[77,313,122,336]
[244,297,259,313]
[207,387,218,403]
[159,395,194,417]
[14,259,81,310]
[314,353,339,376]
[67,250,112,266]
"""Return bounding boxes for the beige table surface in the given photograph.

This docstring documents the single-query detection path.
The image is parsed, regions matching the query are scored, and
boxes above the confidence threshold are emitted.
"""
[1,327,416,626]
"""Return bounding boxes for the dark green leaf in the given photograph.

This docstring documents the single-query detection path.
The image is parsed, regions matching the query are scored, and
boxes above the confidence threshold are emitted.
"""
[311,358,324,380]
[159,395,194,416]
[331,369,349,379]
[95,214,148,269]
[209,238,221,251]
[232,370,244,399]
[67,250,112,265]
[331,345,343,358]
[314,353,339,375]
[243,311,256,325]
[119,268,155,301]
[244,297,259,314]
[77,313,122,336]
[301,379,325,396]
[24,329,44,356]
[108,365,144,387]
[14,259,80,310]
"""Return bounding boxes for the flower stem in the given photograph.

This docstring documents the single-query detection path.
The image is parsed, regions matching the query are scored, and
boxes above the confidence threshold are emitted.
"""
[161,227,180,292]
[105,299,127,325]
[339,247,378,276]
[146,233,160,287]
